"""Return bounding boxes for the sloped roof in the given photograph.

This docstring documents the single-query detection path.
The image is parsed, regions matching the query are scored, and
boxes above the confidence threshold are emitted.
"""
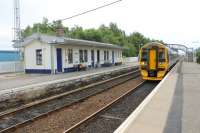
[142,42,167,49]
[13,33,123,50]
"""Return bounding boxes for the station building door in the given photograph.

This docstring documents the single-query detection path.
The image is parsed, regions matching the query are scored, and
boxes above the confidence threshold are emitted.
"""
[56,48,62,72]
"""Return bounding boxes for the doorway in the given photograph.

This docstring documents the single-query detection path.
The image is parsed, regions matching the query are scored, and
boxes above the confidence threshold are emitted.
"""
[56,48,62,72]
[149,49,156,70]
[97,50,100,63]
[91,50,94,67]
[112,51,114,64]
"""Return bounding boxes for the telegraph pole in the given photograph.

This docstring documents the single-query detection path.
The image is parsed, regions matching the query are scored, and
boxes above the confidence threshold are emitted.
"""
[13,0,23,72]
[13,0,21,44]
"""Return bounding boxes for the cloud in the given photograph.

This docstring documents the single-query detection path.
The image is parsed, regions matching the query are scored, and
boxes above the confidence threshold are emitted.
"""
[0,0,200,50]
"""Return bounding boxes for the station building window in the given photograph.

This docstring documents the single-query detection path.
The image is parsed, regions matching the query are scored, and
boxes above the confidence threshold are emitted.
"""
[79,49,88,63]
[68,48,73,64]
[84,50,88,62]
[65,48,68,62]
[79,50,84,63]
[36,49,42,65]
[104,51,107,61]
[107,51,109,60]
[104,50,109,61]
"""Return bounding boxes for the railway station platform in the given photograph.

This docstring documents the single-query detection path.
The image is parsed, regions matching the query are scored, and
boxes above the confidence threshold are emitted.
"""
[0,62,138,111]
[115,61,200,133]
[0,62,137,91]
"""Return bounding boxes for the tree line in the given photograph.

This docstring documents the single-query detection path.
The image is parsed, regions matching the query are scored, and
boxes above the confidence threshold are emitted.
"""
[22,18,163,57]
[196,48,200,63]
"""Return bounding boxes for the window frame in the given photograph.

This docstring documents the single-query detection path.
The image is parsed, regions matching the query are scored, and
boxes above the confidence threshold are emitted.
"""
[104,51,107,61]
[68,48,73,64]
[79,49,84,63]
[36,49,42,65]
[158,49,166,62]
[79,49,88,63]
[84,50,88,62]
[107,51,109,60]
[141,49,148,62]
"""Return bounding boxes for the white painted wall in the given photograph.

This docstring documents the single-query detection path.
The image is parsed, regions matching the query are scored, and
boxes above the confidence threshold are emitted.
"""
[53,45,123,71]
[24,40,51,70]
[0,61,24,73]
[24,41,123,72]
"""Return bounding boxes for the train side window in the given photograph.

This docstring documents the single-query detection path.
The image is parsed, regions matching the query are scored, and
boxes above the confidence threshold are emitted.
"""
[141,51,148,61]
[167,51,169,62]
[159,51,165,62]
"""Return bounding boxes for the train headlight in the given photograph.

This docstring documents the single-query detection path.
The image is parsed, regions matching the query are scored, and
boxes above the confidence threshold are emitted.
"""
[159,62,164,65]
[141,62,147,66]
[141,62,145,65]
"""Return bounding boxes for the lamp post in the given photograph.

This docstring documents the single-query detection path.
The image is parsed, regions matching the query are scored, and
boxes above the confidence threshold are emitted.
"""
[192,41,200,62]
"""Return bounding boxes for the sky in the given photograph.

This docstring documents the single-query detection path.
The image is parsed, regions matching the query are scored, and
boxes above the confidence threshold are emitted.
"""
[0,0,200,50]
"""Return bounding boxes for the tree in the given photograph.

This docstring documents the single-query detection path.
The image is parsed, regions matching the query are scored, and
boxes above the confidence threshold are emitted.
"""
[21,25,32,37]
[21,19,164,57]
[69,26,85,39]
[128,32,151,55]
[196,48,200,63]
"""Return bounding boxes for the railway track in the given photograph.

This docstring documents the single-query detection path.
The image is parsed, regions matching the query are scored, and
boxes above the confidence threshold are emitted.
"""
[0,68,140,133]
[64,81,158,133]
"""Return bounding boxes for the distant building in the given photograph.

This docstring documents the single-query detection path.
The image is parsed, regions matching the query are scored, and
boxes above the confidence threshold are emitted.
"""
[14,33,123,74]
[0,50,20,62]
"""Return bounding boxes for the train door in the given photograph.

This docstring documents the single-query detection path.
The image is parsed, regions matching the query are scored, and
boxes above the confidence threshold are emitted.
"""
[149,49,156,70]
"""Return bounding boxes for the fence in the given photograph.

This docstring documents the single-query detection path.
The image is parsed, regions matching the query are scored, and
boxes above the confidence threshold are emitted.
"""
[0,61,24,74]
[124,57,138,63]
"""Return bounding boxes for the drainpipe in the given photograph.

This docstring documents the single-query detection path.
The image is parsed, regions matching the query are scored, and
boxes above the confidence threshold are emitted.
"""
[51,45,55,74]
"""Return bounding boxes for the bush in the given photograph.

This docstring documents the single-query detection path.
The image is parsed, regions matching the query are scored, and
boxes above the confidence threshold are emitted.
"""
[196,48,200,63]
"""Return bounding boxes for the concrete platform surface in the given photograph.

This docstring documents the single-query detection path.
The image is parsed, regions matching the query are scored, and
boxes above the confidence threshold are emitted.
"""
[115,62,200,133]
[0,62,138,91]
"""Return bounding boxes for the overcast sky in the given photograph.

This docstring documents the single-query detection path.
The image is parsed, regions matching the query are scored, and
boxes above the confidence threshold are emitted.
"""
[0,0,200,50]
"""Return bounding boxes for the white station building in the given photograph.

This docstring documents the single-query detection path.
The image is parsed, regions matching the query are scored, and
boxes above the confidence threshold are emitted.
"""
[15,33,123,74]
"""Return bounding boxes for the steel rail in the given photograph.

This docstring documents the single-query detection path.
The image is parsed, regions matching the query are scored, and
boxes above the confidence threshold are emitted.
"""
[0,69,140,133]
[63,81,145,133]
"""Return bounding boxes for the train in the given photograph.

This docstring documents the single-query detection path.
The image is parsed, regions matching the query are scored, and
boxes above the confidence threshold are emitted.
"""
[139,42,180,80]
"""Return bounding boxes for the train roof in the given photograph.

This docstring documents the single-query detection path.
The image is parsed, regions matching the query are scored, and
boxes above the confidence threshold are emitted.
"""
[141,42,167,49]
[141,42,179,54]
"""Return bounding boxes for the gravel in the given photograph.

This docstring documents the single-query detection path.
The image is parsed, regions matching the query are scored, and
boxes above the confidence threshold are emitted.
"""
[0,71,139,132]
[72,81,158,133]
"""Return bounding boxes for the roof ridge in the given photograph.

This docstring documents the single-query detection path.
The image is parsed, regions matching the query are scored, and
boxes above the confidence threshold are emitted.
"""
[15,33,123,49]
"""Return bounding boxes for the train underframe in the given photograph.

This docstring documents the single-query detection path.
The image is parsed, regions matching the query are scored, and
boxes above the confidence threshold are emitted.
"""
[140,69,167,80]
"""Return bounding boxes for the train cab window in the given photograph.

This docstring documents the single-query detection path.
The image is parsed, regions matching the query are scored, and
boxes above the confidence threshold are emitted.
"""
[141,50,148,61]
[166,51,169,62]
[159,51,165,62]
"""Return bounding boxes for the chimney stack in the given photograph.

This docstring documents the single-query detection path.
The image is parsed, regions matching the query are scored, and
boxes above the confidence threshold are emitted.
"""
[56,27,65,37]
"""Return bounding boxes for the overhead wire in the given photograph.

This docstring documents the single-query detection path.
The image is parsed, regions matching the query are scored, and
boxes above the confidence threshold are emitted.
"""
[58,0,122,21]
